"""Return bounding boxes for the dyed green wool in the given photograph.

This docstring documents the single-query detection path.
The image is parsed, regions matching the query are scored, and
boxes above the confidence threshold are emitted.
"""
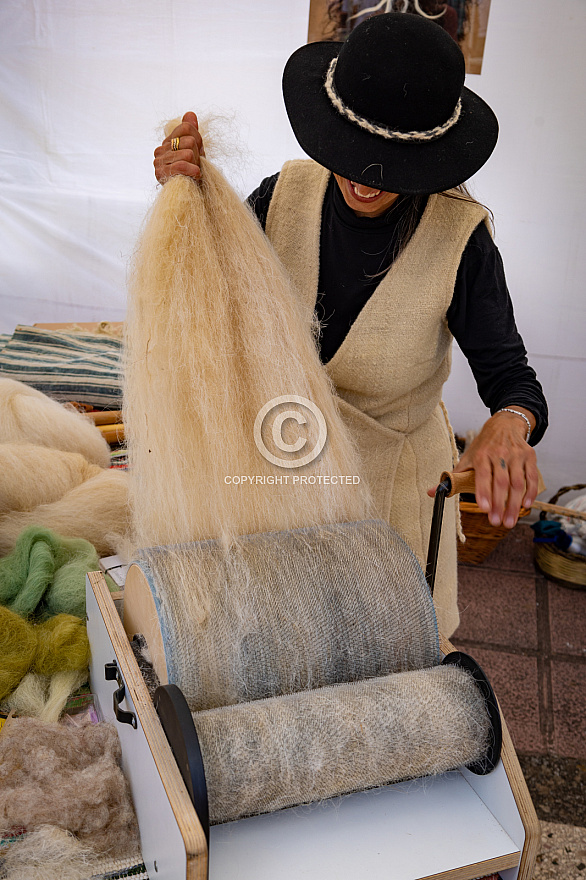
[0,606,38,700]
[0,606,90,703]
[33,615,91,677]
[0,526,100,619]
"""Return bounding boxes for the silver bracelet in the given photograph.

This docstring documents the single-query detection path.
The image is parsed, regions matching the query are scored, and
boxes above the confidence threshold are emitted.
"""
[496,408,532,442]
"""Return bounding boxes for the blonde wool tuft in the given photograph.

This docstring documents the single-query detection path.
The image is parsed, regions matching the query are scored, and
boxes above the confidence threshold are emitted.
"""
[0,444,103,514]
[5,669,88,723]
[125,139,370,549]
[0,468,130,557]
[0,378,110,468]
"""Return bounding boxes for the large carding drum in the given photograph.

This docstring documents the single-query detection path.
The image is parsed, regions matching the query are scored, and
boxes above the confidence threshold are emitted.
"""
[125,519,499,825]
[190,660,493,823]
[124,519,441,709]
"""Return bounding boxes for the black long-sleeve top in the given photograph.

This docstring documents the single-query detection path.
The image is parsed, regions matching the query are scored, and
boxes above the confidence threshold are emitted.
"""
[247,173,548,445]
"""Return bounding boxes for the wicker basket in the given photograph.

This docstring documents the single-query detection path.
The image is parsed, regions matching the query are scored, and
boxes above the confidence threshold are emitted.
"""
[533,483,586,589]
[458,500,530,566]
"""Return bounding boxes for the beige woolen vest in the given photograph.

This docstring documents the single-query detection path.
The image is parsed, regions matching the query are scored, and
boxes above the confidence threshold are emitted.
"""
[266,160,488,637]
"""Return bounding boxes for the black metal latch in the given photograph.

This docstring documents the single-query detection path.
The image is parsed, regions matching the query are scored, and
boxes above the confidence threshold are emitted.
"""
[105,661,137,728]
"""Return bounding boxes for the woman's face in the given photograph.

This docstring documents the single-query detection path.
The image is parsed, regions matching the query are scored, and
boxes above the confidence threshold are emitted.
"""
[333,174,400,218]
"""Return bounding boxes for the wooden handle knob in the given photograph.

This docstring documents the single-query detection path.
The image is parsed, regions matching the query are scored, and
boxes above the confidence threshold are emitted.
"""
[439,470,476,498]
[440,470,545,506]
[439,468,546,501]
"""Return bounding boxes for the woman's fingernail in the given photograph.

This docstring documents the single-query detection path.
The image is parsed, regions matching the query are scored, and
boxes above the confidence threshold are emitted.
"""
[489,513,500,526]
[504,516,515,528]
[478,497,489,511]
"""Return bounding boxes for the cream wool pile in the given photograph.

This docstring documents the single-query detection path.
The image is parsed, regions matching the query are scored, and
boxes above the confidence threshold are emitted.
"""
[0,378,110,467]
[0,826,142,880]
[4,670,88,723]
[124,123,370,551]
[0,465,129,557]
[0,382,129,557]
[0,444,103,515]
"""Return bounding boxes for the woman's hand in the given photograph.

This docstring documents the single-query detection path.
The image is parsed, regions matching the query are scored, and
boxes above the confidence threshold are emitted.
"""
[428,407,539,528]
[153,111,205,183]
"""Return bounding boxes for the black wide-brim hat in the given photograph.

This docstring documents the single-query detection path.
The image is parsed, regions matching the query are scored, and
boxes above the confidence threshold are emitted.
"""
[282,12,498,194]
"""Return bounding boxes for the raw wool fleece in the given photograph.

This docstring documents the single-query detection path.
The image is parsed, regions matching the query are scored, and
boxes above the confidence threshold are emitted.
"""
[193,663,490,824]
[124,120,370,551]
[0,469,130,558]
[0,526,101,619]
[0,717,140,858]
[0,378,110,468]
[0,444,103,514]
[0,826,142,880]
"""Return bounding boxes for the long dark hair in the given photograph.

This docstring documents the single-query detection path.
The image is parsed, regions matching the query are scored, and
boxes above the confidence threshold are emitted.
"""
[367,184,493,277]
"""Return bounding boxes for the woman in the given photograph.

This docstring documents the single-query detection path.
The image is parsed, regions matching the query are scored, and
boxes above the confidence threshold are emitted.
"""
[153,13,547,635]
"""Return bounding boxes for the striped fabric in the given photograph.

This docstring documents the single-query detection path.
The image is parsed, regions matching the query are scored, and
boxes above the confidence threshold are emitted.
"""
[0,325,122,409]
[90,858,149,879]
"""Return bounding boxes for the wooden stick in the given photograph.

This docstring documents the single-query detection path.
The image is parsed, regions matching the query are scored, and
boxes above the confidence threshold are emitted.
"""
[532,500,586,523]
[90,410,123,426]
[97,423,125,444]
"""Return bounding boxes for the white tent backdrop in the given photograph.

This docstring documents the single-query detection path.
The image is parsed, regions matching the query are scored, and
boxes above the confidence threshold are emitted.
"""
[0,0,309,329]
[1,0,585,493]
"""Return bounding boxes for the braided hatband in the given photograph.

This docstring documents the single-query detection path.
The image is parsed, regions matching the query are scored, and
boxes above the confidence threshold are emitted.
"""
[324,56,462,143]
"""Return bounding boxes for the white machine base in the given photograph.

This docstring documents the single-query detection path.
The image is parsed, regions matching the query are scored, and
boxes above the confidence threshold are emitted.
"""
[86,571,538,880]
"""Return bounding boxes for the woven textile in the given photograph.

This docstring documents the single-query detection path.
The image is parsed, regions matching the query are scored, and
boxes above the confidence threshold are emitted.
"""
[0,326,122,408]
[138,519,440,711]
[193,663,490,824]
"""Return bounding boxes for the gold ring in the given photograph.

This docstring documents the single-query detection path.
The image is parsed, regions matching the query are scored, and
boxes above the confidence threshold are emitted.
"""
[171,137,180,151]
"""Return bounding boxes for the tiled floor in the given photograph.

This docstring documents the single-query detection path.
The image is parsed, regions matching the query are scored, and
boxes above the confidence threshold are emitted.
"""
[534,821,586,879]
[450,519,586,865]
[452,523,586,762]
